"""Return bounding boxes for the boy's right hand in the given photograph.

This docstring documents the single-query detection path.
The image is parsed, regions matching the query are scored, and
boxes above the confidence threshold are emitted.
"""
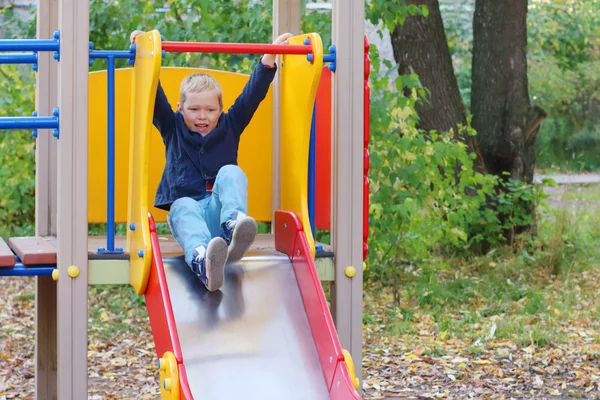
[130,30,145,44]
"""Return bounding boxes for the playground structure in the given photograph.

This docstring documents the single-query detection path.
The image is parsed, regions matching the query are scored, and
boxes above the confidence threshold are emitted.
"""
[0,0,367,399]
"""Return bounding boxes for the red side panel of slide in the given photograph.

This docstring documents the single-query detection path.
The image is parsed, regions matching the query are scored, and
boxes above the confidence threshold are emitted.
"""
[274,210,361,399]
[145,214,192,399]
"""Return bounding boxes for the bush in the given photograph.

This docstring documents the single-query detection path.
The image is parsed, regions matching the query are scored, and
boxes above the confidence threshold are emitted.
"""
[365,44,541,285]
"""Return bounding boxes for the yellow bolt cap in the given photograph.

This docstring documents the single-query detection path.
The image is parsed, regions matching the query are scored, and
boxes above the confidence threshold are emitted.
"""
[362,261,366,271]
[345,266,356,278]
[164,378,172,391]
[67,265,79,278]
[52,269,58,281]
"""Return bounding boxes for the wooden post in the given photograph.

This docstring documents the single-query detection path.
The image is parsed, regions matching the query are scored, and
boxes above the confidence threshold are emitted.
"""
[331,0,365,383]
[35,0,59,398]
[56,0,89,398]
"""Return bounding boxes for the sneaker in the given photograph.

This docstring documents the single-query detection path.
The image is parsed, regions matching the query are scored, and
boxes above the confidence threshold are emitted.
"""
[221,212,257,261]
[191,237,228,292]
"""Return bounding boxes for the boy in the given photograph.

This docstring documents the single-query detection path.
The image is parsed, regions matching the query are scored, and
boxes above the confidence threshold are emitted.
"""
[130,30,293,292]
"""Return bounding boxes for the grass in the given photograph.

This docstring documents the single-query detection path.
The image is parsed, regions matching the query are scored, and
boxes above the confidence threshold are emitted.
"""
[362,187,600,351]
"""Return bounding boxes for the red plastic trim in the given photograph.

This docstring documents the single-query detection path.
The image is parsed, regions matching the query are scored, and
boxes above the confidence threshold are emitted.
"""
[146,214,193,398]
[179,364,193,400]
[162,41,311,55]
[363,34,371,261]
[273,210,300,256]
[315,66,333,230]
[329,361,363,399]
[275,210,345,390]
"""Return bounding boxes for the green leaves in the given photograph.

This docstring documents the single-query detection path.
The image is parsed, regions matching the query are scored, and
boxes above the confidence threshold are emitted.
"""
[0,65,36,240]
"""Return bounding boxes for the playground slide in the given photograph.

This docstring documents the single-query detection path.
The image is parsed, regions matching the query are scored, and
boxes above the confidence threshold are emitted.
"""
[144,211,361,399]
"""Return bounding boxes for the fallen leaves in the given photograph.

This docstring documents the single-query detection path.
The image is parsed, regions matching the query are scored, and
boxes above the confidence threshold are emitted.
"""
[361,265,600,399]
[0,277,160,399]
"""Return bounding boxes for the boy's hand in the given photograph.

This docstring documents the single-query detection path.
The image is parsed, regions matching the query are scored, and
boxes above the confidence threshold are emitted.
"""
[261,32,294,67]
[130,30,145,44]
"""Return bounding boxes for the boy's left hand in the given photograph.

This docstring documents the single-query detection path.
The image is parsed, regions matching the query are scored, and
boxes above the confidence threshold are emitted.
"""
[261,32,294,67]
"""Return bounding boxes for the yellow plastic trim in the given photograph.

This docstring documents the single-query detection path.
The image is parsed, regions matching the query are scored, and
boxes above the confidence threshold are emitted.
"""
[67,265,79,278]
[342,349,359,390]
[159,352,180,400]
[280,33,323,258]
[127,30,162,295]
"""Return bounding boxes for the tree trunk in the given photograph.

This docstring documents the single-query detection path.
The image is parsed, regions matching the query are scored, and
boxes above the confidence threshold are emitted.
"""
[471,0,544,185]
[390,0,485,172]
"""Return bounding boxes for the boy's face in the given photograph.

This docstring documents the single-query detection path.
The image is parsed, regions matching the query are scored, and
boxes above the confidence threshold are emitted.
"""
[178,90,222,136]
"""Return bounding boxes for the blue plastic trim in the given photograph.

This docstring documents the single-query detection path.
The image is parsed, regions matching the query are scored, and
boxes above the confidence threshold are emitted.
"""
[0,39,59,52]
[308,103,316,239]
[0,116,58,130]
[0,53,38,65]
[327,45,337,72]
[31,111,38,138]
[0,264,55,277]
[89,50,134,59]
[106,55,118,253]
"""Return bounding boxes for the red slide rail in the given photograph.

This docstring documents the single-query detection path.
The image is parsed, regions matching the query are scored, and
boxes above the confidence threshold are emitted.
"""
[145,214,193,398]
[274,210,362,399]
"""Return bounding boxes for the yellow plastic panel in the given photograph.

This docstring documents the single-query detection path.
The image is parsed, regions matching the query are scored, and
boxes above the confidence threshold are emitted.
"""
[127,30,162,294]
[280,33,323,257]
[88,69,133,223]
[87,71,272,224]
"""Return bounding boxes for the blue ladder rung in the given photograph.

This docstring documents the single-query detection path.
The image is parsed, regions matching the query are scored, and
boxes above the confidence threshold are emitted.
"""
[0,263,55,277]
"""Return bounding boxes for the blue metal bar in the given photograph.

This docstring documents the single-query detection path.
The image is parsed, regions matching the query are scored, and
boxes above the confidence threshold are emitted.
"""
[107,56,116,252]
[0,53,38,65]
[0,116,58,130]
[89,50,134,59]
[0,39,59,52]
[308,103,316,239]
[0,264,55,277]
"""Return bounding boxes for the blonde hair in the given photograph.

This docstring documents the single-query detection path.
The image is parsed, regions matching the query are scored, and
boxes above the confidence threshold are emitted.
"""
[179,73,223,109]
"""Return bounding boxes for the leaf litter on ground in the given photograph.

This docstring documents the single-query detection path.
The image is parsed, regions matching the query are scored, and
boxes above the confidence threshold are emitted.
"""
[0,262,599,399]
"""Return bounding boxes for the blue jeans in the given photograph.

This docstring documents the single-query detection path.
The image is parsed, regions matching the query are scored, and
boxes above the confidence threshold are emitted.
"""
[167,165,248,267]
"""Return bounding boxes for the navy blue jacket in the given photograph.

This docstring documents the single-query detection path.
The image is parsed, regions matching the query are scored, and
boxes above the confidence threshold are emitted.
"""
[152,60,277,211]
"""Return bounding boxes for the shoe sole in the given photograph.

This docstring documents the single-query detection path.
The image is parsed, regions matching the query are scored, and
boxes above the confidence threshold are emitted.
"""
[228,217,257,262]
[205,237,228,292]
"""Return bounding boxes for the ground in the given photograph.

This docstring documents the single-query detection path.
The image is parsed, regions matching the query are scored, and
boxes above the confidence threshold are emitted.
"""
[1,176,599,399]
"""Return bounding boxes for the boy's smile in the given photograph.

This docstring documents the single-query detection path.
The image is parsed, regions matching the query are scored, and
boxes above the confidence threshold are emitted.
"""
[178,90,222,136]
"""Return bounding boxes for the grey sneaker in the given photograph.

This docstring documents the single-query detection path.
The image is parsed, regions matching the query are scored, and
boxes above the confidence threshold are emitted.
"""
[221,212,257,261]
[191,237,228,292]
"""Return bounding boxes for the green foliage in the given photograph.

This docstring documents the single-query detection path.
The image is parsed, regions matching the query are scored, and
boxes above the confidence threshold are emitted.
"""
[0,65,36,240]
[367,0,428,32]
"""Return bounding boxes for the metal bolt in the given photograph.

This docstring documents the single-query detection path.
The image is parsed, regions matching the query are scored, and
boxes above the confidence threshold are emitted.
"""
[337,381,340,388]
[329,356,333,363]
[283,223,287,230]
[297,250,300,256]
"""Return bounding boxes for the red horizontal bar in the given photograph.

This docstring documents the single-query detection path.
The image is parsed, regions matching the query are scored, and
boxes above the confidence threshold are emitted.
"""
[161,41,312,55]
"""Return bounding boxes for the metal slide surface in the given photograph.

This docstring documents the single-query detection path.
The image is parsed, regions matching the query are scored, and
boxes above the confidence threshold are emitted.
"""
[162,249,331,399]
